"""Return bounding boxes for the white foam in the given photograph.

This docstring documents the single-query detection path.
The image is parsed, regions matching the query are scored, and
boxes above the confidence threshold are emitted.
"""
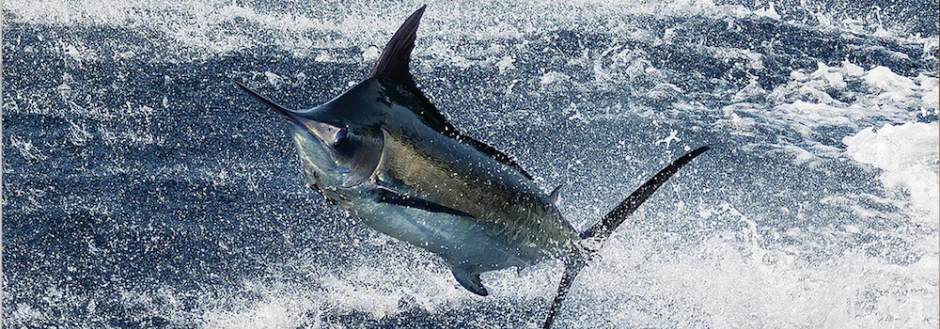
[200,282,322,329]
[550,223,938,327]
[918,75,940,110]
[865,66,919,92]
[540,71,571,86]
[843,122,940,220]
[361,46,380,63]
[865,66,921,105]
[7,0,919,63]
[722,62,937,161]
[318,262,467,318]
[191,187,939,328]
[840,122,940,327]
[731,79,767,102]
[782,144,815,164]
[753,1,781,20]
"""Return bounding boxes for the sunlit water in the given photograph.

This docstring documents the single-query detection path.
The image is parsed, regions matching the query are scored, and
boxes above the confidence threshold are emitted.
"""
[3,0,938,328]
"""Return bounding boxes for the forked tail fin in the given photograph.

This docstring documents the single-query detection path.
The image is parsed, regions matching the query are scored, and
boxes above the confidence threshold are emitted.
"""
[542,146,710,328]
[581,146,711,241]
[542,259,586,329]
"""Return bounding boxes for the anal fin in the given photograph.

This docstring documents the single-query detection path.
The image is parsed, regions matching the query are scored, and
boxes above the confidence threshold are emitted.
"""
[451,267,488,296]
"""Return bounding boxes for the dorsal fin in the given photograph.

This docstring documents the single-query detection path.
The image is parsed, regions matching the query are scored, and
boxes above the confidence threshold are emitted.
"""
[369,6,535,180]
[369,5,453,135]
[369,5,425,90]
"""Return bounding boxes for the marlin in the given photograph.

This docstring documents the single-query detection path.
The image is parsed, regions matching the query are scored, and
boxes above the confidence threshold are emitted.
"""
[237,5,708,328]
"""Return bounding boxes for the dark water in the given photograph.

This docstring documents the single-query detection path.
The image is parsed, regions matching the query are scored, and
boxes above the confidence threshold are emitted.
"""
[3,1,938,328]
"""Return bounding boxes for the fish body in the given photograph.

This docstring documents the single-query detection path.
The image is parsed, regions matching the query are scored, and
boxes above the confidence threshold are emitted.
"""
[243,71,581,295]
[237,5,708,327]
[307,78,578,291]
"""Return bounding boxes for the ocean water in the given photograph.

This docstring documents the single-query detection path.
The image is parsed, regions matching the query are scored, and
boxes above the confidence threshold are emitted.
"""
[2,0,938,328]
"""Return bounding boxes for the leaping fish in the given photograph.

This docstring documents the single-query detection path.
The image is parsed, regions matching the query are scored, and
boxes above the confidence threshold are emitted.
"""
[236,5,709,328]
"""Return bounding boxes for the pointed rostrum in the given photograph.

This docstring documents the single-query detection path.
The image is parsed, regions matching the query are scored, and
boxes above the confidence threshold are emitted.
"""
[234,81,301,125]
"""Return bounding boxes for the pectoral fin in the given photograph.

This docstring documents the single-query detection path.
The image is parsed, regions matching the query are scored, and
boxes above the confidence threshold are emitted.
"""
[451,267,488,296]
[376,187,474,218]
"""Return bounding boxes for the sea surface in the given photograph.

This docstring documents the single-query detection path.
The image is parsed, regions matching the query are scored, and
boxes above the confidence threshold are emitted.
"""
[3,0,938,328]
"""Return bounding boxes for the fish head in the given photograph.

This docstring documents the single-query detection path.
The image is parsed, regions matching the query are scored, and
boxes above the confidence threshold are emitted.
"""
[236,82,384,190]
[289,109,384,190]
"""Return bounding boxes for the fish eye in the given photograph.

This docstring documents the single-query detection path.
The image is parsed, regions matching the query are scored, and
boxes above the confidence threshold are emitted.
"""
[333,127,348,146]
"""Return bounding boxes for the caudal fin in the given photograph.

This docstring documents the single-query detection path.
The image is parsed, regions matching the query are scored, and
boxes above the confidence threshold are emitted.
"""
[580,146,710,241]
[542,260,585,329]
[541,146,710,328]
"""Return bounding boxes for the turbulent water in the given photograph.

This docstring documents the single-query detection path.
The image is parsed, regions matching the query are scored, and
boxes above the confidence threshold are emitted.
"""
[3,0,938,328]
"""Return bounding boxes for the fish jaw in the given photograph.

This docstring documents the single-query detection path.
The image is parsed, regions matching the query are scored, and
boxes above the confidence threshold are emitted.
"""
[289,124,342,190]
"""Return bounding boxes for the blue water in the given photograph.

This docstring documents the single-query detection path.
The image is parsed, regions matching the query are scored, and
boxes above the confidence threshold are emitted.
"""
[3,1,938,328]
